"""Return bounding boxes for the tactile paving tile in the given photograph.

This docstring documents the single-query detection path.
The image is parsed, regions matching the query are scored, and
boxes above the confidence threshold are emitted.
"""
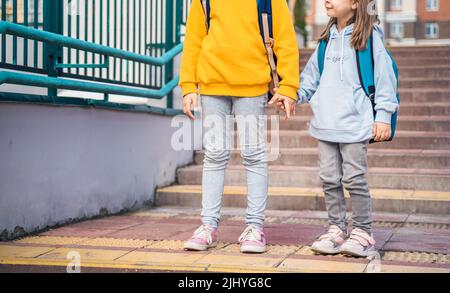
[266,245,300,255]
[217,243,299,255]
[227,216,245,222]
[382,251,450,264]
[144,240,185,250]
[403,222,450,230]
[129,211,177,218]
[176,215,201,220]
[265,217,281,223]
[372,221,403,228]
[295,246,347,258]
[143,240,229,251]
[79,238,151,248]
[13,236,86,246]
[280,218,328,225]
[226,216,280,223]
[213,243,240,253]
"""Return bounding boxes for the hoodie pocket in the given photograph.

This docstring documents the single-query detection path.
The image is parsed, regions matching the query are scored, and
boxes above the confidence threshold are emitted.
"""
[309,85,359,131]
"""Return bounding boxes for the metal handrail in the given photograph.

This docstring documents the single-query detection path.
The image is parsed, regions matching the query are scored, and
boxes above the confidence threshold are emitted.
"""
[0,71,179,99]
[0,21,182,99]
[0,21,183,66]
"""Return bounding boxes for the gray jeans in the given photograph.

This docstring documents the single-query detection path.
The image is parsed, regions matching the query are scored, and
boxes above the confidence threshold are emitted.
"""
[200,94,269,229]
[318,139,373,234]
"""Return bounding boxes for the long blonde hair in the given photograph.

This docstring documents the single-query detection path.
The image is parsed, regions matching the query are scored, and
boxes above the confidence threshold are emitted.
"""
[319,0,380,51]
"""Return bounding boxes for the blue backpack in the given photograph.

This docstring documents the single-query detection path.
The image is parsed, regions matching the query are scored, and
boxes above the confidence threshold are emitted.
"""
[318,32,400,144]
[200,0,281,99]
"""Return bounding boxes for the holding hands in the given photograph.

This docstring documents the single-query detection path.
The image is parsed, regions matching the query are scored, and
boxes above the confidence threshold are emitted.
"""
[268,88,297,120]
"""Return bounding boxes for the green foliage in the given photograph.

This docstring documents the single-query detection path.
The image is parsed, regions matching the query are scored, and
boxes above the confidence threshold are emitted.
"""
[293,0,308,47]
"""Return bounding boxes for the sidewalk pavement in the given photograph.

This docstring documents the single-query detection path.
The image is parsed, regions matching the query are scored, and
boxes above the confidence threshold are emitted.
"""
[0,207,449,273]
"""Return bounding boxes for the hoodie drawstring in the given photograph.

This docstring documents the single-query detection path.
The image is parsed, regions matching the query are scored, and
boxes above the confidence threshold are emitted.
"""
[339,26,347,82]
[326,26,348,82]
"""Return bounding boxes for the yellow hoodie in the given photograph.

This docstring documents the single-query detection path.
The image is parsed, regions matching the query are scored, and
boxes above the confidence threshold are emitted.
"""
[179,0,299,100]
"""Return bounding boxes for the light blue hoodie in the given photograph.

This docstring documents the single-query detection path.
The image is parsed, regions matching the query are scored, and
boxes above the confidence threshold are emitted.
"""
[297,23,399,143]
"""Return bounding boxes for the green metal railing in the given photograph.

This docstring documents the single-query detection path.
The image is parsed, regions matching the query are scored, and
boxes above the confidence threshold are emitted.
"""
[0,0,190,112]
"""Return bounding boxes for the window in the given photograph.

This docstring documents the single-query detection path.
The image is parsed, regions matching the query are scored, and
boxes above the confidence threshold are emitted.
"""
[390,23,404,38]
[425,23,439,38]
[391,0,402,10]
[426,0,439,11]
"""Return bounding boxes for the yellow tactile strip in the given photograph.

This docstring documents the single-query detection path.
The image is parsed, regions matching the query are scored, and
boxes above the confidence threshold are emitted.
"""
[3,236,450,271]
[76,238,151,248]
[13,236,86,246]
[130,211,175,218]
[383,251,450,265]
[157,185,450,201]
[403,222,450,230]
[0,236,450,265]
[218,243,300,256]
[11,236,298,255]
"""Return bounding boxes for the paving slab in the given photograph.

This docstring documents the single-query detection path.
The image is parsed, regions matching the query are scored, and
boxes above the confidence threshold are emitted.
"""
[1,207,449,273]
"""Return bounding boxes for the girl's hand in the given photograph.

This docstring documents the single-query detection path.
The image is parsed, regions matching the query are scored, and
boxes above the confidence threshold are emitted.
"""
[372,122,391,142]
[268,88,296,120]
[182,93,198,120]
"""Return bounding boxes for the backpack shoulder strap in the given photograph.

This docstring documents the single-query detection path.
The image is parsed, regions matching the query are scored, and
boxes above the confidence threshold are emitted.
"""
[200,0,211,32]
[356,32,375,98]
[257,0,274,41]
[257,0,279,92]
[317,38,328,76]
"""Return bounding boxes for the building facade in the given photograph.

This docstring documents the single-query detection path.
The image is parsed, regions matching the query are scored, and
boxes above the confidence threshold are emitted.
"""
[302,0,450,47]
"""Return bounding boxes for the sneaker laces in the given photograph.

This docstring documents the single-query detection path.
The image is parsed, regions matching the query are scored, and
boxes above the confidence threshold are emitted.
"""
[318,225,344,241]
[239,226,262,242]
[193,224,213,243]
[347,228,375,247]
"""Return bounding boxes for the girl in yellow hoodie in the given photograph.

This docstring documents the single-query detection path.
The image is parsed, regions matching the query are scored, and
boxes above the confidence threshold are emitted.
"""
[180,0,299,253]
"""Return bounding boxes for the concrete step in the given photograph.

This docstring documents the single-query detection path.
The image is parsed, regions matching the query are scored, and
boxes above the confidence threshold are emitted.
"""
[281,89,450,104]
[389,48,450,58]
[396,89,450,103]
[266,102,450,116]
[194,148,450,169]
[300,47,450,59]
[300,57,450,66]
[267,116,450,132]
[156,185,450,214]
[400,78,450,89]
[381,66,450,79]
[299,62,450,78]
[176,164,450,191]
[294,77,450,88]
[255,130,450,150]
[299,51,450,64]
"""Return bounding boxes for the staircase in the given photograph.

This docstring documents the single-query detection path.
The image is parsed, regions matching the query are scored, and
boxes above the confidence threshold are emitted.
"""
[156,46,450,214]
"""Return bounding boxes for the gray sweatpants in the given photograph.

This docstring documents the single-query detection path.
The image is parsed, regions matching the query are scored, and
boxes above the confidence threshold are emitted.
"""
[318,139,373,234]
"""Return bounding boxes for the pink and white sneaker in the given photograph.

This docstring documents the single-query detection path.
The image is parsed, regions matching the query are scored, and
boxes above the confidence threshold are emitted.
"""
[340,228,376,257]
[183,224,218,251]
[239,225,266,253]
[311,225,347,255]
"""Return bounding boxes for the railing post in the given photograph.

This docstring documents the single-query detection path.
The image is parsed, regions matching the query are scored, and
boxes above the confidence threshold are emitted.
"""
[43,0,63,97]
[165,0,175,109]
[175,0,183,44]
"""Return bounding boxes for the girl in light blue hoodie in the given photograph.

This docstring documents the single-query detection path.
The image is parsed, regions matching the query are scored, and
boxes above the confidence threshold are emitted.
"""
[287,0,399,257]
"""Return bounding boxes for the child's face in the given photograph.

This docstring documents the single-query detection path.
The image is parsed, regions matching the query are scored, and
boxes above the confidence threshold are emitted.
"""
[324,0,357,18]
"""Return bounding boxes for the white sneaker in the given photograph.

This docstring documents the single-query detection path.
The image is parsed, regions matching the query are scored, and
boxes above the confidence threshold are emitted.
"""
[311,225,347,255]
[340,228,376,257]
